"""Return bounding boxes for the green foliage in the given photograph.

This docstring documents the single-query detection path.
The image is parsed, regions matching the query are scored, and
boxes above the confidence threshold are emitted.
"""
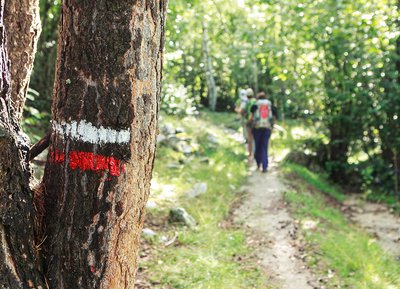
[24,0,60,140]
[22,88,50,142]
[163,0,400,195]
[161,84,198,115]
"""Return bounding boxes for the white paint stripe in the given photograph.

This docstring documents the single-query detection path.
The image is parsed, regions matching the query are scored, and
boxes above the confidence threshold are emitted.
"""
[53,120,131,145]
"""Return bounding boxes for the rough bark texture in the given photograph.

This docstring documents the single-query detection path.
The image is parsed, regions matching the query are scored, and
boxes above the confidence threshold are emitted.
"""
[4,0,41,122]
[0,1,44,288]
[43,1,167,288]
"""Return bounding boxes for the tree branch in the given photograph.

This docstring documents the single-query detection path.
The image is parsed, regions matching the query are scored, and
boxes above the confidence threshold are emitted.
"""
[29,131,50,161]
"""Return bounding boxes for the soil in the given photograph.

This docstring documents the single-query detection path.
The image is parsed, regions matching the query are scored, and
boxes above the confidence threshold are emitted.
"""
[233,163,318,289]
[342,196,400,259]
[234,160,400,289]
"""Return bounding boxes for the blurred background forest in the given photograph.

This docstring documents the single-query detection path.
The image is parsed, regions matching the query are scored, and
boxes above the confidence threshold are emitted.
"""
[26,0,399,199]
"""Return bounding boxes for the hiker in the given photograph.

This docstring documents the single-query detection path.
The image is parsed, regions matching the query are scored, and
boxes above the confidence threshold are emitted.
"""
[234,89,249,142]
[244,88,256,163]
[248,91,273,173]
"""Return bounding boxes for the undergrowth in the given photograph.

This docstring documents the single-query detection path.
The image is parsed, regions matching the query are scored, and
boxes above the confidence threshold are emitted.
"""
[139,110,266,289]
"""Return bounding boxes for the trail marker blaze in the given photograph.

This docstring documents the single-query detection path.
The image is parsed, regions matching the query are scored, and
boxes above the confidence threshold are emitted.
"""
[52,120,131,145]
[51,150,124,177]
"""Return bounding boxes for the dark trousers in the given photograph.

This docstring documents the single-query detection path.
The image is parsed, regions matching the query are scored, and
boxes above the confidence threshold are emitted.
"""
[252,128,271,171]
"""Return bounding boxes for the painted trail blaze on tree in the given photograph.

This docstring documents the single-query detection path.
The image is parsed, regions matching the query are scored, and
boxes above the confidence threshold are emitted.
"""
[43,1,167,288]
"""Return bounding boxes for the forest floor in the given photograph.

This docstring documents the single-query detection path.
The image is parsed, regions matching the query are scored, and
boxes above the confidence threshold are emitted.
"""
[342,196,400,258]
[234,158,400,289]
[134,112,400,288]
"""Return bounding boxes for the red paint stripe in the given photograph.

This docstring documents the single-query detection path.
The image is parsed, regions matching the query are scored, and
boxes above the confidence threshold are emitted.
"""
[51,150,124,177]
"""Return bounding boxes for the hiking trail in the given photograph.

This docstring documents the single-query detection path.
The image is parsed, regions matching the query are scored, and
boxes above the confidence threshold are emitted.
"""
[233,162,318,289]
[233,159,400,289]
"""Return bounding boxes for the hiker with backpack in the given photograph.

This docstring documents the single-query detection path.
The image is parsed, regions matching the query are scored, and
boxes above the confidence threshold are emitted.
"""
[244,88,256,163]
[235,89,249,142]
[248,91,273,173]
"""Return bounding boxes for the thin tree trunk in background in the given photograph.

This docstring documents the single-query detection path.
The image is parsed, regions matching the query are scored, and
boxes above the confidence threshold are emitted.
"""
[0,1,45,287]
[43,1,167,288]
[252,58,258,95]
[202,23,217,111]
[250,30,258,95]
[394,0,400,197]
[4,0,41,122]
[394,150,399,198]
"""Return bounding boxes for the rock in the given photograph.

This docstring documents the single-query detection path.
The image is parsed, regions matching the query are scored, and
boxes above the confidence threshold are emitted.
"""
[166,162,182,169]
[199,157,209,163]
[165,136,180,147]
[159,235,169,243]
[175,127,185,134]
[162,123,176,136]
[174,141,192,154]
[301,219,318,230]
[169,207,197,227]
[142,228,157,237]
[157,134,167,143]
[187,182,208,198]
[207,133,219,145]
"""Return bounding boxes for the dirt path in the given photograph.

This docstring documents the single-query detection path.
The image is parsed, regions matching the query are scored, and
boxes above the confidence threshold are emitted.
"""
[234,163,317,289]
[233,159,400,289]
[342,196,400,259]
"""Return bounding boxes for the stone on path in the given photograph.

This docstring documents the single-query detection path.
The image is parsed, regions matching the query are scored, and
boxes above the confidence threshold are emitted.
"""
[142,228,157,237]
[169,207,197,228]
[187,182,208,198]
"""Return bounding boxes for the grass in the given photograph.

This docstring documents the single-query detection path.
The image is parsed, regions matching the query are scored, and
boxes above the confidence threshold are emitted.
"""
[283,164,400,289]
[140,110,266,289]
[283,162,345,202]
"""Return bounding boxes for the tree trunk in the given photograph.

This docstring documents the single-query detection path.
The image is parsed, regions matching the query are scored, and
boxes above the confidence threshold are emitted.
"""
[327,123,350,183]
[202,23,217,111]
[0,1,45,287]
[42,1,167,288]
[4,0,41,122]
[252,59,258,95]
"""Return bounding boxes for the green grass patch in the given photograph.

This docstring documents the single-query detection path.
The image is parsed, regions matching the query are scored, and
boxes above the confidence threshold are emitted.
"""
[283,162,345,202]
[142,110,266,288]
[284,165,400,288]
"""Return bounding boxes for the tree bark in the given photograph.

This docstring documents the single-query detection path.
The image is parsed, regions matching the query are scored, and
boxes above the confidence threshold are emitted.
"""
[0,1,45,287]
[4,0,41,122]
[42,1,167,288]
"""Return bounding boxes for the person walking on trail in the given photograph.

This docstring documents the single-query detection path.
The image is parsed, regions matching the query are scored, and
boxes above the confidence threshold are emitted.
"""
[235,89,249,142]
[244,88,256,163]
[249,91,273,173]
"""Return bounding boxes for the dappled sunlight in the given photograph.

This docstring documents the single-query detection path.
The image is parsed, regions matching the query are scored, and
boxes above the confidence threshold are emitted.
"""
[12,0,399,286]
[290,126,313,140]
[141,111,264,288]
